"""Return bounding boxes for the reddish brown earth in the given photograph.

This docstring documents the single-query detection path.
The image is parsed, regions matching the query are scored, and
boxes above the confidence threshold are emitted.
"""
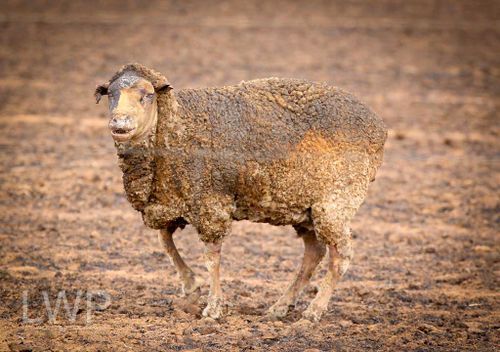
[0,1,499,351]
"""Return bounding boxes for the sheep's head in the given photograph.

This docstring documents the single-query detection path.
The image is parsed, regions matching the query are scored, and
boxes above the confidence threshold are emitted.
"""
[95,64,171,142]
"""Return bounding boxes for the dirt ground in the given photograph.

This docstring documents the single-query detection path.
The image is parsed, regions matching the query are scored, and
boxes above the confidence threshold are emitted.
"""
[0,0,499,351]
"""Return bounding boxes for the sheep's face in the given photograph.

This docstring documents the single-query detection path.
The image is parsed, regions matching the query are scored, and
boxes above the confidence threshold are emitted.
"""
[98,72,158,143]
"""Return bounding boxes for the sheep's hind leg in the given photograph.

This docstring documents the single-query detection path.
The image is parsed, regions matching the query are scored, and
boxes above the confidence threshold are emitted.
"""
[300,241,351,323]
[267,227,326,319]
[301,182,368,323]
[159,226,202,300]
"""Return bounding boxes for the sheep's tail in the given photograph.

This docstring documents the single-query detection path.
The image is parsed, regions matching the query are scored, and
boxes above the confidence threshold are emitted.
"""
[368,120,388,182]
[368,146,385,182]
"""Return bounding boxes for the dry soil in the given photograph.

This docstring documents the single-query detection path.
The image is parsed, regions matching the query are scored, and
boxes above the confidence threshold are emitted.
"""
[0,1,499,351]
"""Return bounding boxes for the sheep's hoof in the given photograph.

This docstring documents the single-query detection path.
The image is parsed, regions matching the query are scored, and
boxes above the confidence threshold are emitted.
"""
[266,302,293,320]
[300,307,323,323]
[182,276,203,302]
[202,296,225,319]
[292,318,315,332]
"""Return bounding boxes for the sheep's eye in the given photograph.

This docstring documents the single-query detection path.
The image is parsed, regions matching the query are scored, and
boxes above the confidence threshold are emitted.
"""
[141,93,154,104]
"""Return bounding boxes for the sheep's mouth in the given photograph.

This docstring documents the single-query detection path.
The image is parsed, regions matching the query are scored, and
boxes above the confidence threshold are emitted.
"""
[110,128,135,140]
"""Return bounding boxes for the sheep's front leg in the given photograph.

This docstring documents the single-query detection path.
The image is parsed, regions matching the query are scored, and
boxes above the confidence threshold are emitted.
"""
[159,227,201,298]
[195,195,232,319]
[202,240,225,319]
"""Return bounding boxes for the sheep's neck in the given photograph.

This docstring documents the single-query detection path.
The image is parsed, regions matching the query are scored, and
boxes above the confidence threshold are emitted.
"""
[115,129,156,212]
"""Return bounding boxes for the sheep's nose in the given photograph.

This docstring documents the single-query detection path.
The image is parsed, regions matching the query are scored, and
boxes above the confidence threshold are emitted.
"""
[109,116,133,130]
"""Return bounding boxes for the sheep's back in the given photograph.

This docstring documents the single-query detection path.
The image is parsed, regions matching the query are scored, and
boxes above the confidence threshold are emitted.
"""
[159,79,387,215]
[175,78,386,164]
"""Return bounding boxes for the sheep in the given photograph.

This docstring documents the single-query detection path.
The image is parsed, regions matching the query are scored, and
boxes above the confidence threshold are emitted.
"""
[95,63,387,322]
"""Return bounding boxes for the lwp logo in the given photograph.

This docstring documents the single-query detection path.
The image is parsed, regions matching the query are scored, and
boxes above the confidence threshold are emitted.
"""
[22,290,111,324]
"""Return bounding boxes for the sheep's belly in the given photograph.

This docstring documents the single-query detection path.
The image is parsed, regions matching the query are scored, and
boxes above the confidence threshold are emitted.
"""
[229,154,341,226]
[232,201,311,226]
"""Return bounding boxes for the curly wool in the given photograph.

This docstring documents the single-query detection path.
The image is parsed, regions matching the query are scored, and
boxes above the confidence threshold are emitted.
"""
[108,63,170,91]
[108,64,387,243]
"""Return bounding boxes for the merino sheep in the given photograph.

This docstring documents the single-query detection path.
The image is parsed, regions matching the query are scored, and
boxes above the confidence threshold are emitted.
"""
[95,63,387,322]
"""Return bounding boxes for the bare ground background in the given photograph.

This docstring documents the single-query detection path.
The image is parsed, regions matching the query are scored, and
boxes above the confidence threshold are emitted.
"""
[0,0,499,351]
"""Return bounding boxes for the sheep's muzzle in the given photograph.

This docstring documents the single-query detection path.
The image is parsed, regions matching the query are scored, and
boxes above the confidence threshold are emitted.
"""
[109,115,136,141]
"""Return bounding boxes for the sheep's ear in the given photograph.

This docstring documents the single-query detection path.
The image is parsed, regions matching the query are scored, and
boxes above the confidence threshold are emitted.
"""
[94,83,109,104]
[155,83,173,93]
[155,82,173,93]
